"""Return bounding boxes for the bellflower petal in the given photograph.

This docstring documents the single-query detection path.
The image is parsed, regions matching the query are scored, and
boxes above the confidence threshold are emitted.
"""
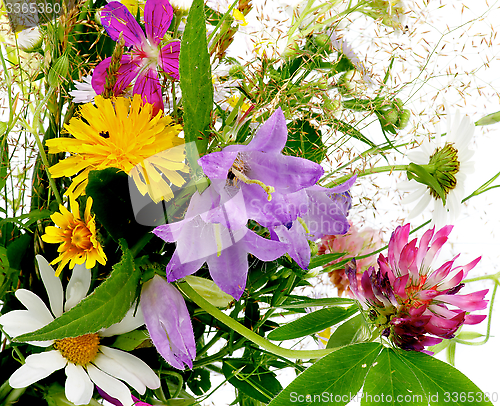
[141,275,196,370]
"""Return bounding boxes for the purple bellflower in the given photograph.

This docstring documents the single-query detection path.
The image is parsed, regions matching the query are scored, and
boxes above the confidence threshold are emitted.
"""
[198,108,325,228]
[153,182,286,300]
[140,275,196,370]
[92,0,180,115]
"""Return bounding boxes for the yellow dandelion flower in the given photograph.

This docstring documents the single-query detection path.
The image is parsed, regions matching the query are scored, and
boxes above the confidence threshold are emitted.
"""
[41,197,107,277]
[46,94,188,202]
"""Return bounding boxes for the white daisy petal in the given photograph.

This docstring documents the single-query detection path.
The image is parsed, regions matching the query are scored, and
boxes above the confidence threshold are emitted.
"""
[93,352,146,395]
[397,179,420,191]
[14,289,54,325]
[0,310,51,339]
[401,188,425,204]
[86,364,133,406]
[100,304,144,337]
[65,263,91,312]
[408,193,432,219]
[65,363,94,405]
[99,346,160,390]
[36,255,64,318]
[10,351,67,388]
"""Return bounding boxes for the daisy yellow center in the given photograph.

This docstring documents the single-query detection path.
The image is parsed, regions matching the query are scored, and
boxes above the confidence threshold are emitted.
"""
[54,333,100,365]
[426,143,460,200]
[71,223,93,250]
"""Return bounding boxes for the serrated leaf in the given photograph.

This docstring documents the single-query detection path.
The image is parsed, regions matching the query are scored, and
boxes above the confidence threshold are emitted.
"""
[223,359,282,403]
[267,305,358,340]
[268,343,383,406]
[284,119,327,163]
[179,0,213,157]
[15,240,140,342]
[327,313,368,349]
[112,329,149,351]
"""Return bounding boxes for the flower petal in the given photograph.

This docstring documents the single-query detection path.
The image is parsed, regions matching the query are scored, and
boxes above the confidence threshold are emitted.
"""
[86,364,133,406]
[36,255,64,318]
[241,108,288,153]
[100,303,145,337]
[101,1,145,47]
[65,363,94,405]
[99,346,160,390]
[10,351,67,388]
[92,56,140,95]
[159,41,181,80]
[144,0,174,46]
[133,68,164,115]
[93,352,146,395]
[14,289,54,325]
[65,263,91,311]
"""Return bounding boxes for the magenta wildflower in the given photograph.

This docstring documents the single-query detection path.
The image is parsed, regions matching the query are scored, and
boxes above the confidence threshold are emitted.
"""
[347,223,488,353]
[140,275,196,370]
[92,0,180,114]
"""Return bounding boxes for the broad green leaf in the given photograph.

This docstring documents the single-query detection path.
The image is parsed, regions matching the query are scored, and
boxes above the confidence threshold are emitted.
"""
[0,121,7,135]
[268,343,383,406]
[15,240,140,342]
[362,347,427,405]
[267,305,358,340]
[284,119,327,163]
[184,275,233,308]
[309,252,345,269]
[475,110,500,126]
[223,359,283,403]
[456,331,485,340]
[394,349,493,406]
[112,330,150,351]
[277,295,355,309]
[326,313,368,349]
[0,209,52,228]
[180,0,213,158]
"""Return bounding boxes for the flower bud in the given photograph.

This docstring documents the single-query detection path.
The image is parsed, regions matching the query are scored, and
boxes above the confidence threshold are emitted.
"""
[184,275,234,308]
[397,109,411,129]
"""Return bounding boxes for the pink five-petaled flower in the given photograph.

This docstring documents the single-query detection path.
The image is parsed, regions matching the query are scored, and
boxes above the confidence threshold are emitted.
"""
[92,0,180,115]
[347,223,488,354]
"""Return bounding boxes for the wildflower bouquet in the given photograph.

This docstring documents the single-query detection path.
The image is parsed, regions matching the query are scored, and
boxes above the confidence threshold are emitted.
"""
[1,0,499,405]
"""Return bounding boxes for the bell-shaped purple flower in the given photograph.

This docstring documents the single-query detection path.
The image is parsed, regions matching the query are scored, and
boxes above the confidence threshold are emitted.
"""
[153,182,286,300]
[198,108,325,228]
[140,275,195,370]
[92,0,180,114]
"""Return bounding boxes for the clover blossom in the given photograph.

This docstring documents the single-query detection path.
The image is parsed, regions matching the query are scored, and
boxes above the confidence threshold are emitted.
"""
[92,0,180,114]
[347,224,488,353]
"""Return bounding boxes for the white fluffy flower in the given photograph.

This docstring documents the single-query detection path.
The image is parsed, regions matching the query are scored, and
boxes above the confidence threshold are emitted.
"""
[69,75,97,104]
[399,105,475,227]
[0,255,160,406]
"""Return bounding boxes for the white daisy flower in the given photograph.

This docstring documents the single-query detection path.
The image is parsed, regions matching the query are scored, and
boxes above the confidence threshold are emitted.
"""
[0,255,160,406]
[69,75,97,104]
[399,105,475,227]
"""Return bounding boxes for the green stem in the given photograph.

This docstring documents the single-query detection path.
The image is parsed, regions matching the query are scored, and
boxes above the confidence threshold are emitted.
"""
[178,281,334,359]
[207,0,240,47]
[129,232,154,258]
[159,371,184,398]
[324,164,408,187]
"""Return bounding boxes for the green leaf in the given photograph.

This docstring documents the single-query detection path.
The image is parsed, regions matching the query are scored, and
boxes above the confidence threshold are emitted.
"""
[393,349,493,405]
[15,240,140,342]
[475,110,500,126]
[309,252,345,269]
[111,329,149,351]
[267,306,358,340]
[284,119,327,163]
[222,359,283,403]
[362,347,427,405]
[277,295,355,309]
[180,0,213,158]
[269,344,493,406]
[326,313,368,349]
[0,209,52,229]
[268,343,383,406]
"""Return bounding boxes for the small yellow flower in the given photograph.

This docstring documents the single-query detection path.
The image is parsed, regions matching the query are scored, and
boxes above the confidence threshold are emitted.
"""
[41,197,106,276]
[47,94,188,202]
